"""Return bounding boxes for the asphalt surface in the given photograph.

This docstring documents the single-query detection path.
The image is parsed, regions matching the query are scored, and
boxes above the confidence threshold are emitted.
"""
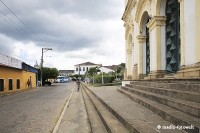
[0,82,74,133]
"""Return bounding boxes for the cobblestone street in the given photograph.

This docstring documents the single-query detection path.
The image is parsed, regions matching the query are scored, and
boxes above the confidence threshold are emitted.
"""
[0,82,74,133]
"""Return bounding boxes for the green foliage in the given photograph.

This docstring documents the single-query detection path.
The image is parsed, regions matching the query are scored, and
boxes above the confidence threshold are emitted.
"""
[94,74,115,84]
[42,67,59,81]
[87,67,100,77]
[116,63,125,79]
[72,74,84,80]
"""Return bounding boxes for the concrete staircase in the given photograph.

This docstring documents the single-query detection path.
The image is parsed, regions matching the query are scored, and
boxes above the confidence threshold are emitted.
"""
[118,80,200,133]
[81,84,128,133]
[81,81,199,133]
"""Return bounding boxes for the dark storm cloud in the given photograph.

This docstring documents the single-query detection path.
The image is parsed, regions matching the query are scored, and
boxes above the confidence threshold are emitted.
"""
[0,0,123,54]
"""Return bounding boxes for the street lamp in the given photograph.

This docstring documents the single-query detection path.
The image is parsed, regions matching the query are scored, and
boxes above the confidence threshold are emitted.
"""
[40,48,52,86]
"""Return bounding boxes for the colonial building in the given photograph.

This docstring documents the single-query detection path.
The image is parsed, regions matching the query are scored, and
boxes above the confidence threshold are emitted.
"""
[0,53,38,94]
[122,0,200,80]
[74,62,101,75]
[59,70,74,76]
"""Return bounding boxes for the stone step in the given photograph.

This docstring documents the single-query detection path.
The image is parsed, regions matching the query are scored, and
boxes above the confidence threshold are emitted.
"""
[86,85,187,133]
[130,81,200,93]
[125,84,200,103]
[81,85,107,133]
[117,88,200,133]
[81,84,128,133]
[121,86,200,118]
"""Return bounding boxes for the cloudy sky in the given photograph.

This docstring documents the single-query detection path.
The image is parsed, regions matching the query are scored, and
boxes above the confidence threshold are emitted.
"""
[0,0,125,70]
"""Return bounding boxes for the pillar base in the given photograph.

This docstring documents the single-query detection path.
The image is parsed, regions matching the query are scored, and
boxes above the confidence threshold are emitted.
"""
[127,75,132,79]
[176,63,200,78]
[148,70,166,79]
[132,64,138,79]
[138,74,145,79]
[124,69,127,80]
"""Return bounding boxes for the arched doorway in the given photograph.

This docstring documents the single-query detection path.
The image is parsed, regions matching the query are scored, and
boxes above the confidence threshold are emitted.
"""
[166,0,180,73]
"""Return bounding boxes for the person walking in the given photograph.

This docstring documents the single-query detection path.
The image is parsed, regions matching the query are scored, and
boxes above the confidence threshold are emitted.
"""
[27,79,31,88]
[76,79,80,92]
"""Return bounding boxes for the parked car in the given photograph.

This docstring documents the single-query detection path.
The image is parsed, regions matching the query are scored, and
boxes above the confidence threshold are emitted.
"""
[45,81,52,86]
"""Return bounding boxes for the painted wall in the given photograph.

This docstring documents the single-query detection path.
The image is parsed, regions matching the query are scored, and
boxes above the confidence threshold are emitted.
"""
[184,0,196,65]
[0,66,37,94]
[0,53,22,69]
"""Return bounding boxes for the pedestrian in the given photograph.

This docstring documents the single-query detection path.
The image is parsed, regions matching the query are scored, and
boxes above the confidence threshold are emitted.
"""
[27,79,31,88]
[84,77,87,84]
[76,79,80,92]
[87,78,90,85]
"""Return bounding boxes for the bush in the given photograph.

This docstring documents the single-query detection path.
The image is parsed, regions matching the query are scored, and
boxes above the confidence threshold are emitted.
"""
[94,74,115,84]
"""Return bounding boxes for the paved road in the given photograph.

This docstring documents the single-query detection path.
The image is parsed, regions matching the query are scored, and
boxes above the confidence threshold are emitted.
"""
[0,82,75,133]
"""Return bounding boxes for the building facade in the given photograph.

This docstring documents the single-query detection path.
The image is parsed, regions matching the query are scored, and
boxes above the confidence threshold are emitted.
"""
[0,53,38,94]
[74,62,101,75]
[59,70,74,76]
[122,0,200,79]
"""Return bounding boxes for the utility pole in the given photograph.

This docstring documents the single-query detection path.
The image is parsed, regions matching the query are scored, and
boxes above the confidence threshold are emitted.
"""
[40,48,52,86]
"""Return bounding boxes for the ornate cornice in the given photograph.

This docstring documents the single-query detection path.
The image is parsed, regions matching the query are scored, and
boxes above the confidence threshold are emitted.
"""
[122,0,136,22]
[124,14,134,40]
[136,35,146,43]
[135,0,152,23]
[146,16,166,31]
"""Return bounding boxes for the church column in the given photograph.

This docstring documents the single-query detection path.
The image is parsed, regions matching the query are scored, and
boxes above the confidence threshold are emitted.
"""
[179,0,185,66]
[195,0,200,63]
[146,16,166,78]
[131,43,136,79]
[126,48,132,79]
[136,35,146,79]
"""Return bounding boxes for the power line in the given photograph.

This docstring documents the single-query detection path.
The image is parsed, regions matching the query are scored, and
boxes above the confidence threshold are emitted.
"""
[0,44,37,62]
[0,10,43,45]
[0,0,47,47]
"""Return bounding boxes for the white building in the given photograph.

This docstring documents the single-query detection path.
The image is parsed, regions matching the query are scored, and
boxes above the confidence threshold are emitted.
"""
[0,53,22,69]
[98,65,119,74]
[122,0,200,80]
[74,62,101,75]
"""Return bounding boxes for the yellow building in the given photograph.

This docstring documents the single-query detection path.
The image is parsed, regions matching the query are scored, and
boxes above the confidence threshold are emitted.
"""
[122,0,200,80]
[0,63,38,94]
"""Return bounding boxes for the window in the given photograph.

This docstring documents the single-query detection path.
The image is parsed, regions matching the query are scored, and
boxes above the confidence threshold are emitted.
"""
[0,79,4,91]
[76,67,78,71]
[83,67,85,71]
[79,67,81,71]
[87,67,88,71]
[16,79,20,89]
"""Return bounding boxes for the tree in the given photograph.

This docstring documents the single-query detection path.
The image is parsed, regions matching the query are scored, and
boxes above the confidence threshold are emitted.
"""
[38,67,59,85]
[87,67,100,83]
[116,63,125,80]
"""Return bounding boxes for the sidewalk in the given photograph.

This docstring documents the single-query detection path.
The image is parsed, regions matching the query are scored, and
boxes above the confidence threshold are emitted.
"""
[55,85,91,133]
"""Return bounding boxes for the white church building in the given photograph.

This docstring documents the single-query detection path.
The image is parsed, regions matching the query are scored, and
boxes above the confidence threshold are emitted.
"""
[122,0,200,80]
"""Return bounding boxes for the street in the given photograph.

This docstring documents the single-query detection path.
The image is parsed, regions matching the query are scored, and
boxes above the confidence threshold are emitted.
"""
[0,82,75,133]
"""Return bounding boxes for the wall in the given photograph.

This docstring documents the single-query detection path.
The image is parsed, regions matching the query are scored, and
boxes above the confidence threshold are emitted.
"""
[0,66,37,94]
[184,0,195,65]
[0,53,22,69]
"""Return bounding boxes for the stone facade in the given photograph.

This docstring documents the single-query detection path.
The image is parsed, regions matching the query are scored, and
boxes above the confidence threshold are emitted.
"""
[122,0,200,79]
